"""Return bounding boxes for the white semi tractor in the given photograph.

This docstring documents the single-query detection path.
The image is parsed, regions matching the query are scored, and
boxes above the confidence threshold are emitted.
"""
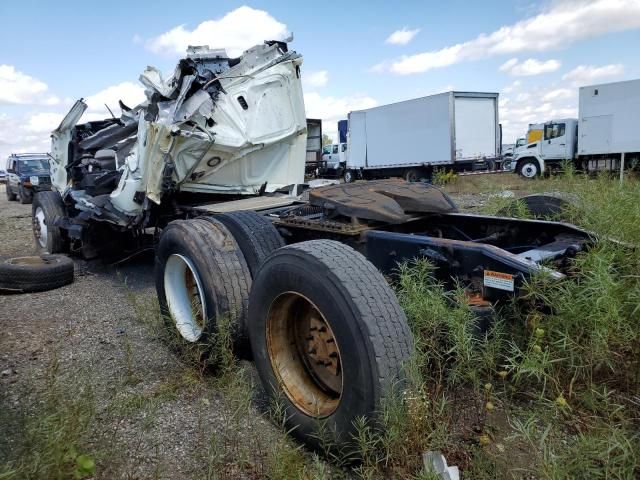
[343,91,501,182]
[513,79,640,178]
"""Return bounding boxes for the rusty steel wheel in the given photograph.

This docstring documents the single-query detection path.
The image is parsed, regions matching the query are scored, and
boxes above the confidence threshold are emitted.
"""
[249,240,414,450]
[266,292,343,417]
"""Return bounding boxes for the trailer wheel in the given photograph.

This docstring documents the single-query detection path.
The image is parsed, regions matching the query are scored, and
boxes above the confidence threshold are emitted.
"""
[517,158,540,178]
[32,191,69,254]
[403,168,422,182]
[343,170,355,183]
[249,240,414,449]
[155,219,251,354]
[210,211,284,278]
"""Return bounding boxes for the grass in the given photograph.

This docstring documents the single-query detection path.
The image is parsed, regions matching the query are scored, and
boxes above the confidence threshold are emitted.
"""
[2,172,639,479]
[387,171,640,478]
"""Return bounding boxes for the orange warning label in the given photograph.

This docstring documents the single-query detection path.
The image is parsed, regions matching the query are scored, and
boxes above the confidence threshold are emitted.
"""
[483,270,514,291]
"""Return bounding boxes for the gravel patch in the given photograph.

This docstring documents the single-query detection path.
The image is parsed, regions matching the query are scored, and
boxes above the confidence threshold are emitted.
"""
[0,185,284,478]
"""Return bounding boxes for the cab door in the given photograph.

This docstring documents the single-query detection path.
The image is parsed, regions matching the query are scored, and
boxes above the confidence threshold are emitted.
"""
[540,122,569,160]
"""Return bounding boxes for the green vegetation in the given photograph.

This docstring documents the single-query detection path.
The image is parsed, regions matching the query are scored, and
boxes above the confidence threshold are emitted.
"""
[388,172,640,478]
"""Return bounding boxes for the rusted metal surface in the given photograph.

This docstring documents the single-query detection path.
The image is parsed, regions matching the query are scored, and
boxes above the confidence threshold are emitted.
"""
[308,179,458,223]
[266,292,342,417]
[303,315,341,394]
[275,204,371,235]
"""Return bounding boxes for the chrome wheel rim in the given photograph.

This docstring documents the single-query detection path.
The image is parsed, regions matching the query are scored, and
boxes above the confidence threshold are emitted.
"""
[34,207,48,249]
[164,254,207,342]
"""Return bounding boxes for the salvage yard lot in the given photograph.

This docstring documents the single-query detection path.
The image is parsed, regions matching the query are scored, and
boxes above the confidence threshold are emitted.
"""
[1,172,639,479]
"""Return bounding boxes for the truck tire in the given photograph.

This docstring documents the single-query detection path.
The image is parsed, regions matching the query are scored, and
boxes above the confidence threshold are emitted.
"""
[18,185,32,204]
[0,255,74,293]
[500,194,572,219]
[210,211,284,278]
[517,158,540,178]
[249,240,414,449]
[403,168,422,183]
[343,170,355,183]
[6,185,16,201]
[32,191,69,254]
[155,218,251,355]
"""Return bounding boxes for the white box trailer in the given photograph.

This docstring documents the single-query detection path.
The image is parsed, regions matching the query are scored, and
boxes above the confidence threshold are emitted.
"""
[345,91,500,181]
[578,79,640,156]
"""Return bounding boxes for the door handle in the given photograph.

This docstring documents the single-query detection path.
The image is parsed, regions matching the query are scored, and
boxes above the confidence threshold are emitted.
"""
[559,143,565,146]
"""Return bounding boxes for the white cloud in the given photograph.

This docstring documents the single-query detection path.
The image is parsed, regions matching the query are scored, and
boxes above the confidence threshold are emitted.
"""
[82,81,146,120]
[0,81,148,161]
[562,64,625,86]
[0,113,53,161]
[375,0,640,75]
[146,6,289,57]
[25,112,64,133]
[502,80,521,93]
[303,70,329,89]
[542,88,575,101]
[0,65,60,106]
[385,28,420,45]
[500,81,578,142]
[304,92,378,141]
[499,58,561,76]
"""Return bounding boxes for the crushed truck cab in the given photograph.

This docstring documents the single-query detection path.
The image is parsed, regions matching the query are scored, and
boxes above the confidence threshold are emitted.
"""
[48,41,306,235]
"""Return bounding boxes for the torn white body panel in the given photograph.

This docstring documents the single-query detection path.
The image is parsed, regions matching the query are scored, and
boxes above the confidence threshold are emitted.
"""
[49,41,306,222]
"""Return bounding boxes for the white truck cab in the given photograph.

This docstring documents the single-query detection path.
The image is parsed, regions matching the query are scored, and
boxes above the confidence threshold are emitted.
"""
[321,143,347,173]
[513,118,578,177]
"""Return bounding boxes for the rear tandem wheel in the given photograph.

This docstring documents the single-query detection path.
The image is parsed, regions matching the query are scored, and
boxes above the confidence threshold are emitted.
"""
[248,240,414,449]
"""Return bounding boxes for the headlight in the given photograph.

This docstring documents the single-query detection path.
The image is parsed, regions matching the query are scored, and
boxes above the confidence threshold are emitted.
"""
[30,176,40,185]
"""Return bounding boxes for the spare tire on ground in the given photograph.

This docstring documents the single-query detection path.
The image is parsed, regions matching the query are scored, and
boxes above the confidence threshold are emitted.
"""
[498,193,573,219]
[0,255,74,293]
[248,240,414,450]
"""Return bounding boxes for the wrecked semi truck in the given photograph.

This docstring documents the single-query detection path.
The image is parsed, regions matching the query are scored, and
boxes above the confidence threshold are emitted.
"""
[34,40,594,449]
[38,41,306,256]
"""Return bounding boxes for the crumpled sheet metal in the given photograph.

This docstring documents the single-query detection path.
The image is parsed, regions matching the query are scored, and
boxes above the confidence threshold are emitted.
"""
[308,179,458,223]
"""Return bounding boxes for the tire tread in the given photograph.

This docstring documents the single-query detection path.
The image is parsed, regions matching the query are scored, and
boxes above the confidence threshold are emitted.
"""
[272,240,414,402]
[212,211,284,277]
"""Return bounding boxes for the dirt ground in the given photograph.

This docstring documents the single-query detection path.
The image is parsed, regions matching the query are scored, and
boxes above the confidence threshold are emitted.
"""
[0,185,280,478]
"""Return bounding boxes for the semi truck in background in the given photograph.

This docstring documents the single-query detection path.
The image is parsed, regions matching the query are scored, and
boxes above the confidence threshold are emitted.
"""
[513,79,640,177]
[343,91,501,182]
[502,124,543,170]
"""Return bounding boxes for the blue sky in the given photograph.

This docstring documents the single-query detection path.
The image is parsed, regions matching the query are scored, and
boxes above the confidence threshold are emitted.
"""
[1,0,640,160]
